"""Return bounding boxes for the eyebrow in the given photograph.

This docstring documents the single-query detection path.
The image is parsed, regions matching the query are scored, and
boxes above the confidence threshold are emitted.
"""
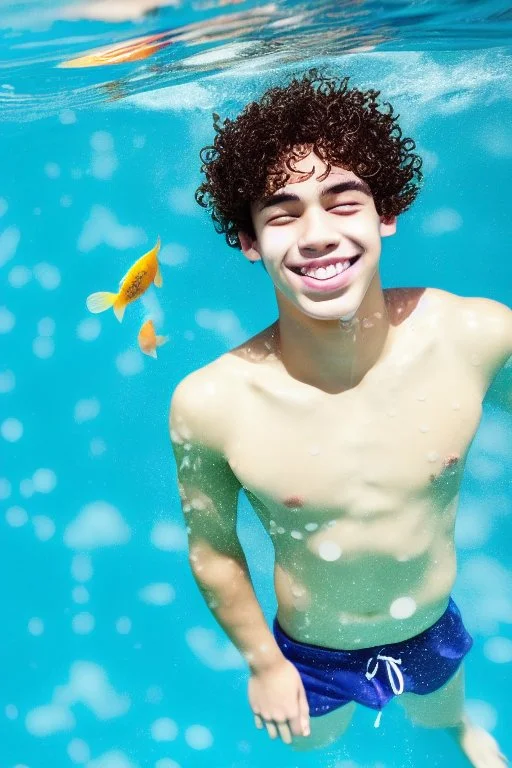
[256,179,372,212]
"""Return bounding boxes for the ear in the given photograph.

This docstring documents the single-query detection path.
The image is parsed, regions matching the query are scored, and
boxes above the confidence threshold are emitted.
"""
[379,215,397,238]
[238,231,262,264]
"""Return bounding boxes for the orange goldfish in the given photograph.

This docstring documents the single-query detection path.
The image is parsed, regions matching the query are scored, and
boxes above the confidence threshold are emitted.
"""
[58,33,171,69]
[138,319,169,359]
[86,237,162,323]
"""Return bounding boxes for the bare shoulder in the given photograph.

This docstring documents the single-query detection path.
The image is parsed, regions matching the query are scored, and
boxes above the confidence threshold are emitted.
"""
[169,353,246,454]
[429,287,512,371]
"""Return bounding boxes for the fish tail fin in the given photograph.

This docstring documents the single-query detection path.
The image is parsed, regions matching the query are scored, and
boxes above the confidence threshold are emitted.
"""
[113,297,127,323]
[149,348,158,359]
[155,335,168,348]
[86,291,118,314]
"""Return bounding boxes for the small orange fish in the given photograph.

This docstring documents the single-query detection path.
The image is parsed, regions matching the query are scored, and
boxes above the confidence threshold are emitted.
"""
[138,319,169,359]
[86,237,162,323]
[58,33,171,69]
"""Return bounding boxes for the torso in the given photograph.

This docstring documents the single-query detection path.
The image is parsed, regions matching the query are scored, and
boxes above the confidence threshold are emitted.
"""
[206,288,492,649]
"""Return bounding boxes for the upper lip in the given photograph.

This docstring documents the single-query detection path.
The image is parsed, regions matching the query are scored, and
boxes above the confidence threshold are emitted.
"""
[286,254,361,272]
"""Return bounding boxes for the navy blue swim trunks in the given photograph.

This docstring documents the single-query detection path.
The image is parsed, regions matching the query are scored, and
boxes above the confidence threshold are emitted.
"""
[273,597,473,727]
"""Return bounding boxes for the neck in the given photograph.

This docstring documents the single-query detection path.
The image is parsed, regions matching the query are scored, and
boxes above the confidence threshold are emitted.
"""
[273,276,393,394]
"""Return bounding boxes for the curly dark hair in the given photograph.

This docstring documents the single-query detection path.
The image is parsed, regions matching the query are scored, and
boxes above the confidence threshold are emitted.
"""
[195,68,423,250]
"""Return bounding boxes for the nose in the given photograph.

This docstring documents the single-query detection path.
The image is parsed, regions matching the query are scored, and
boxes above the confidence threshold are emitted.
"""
[297,209,341,254]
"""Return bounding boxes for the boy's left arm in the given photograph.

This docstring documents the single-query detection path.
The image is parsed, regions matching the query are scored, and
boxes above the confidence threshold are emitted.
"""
[452,296,512,412]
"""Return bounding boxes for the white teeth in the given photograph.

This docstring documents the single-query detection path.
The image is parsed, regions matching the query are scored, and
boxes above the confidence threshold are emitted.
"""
[300,261,350,279]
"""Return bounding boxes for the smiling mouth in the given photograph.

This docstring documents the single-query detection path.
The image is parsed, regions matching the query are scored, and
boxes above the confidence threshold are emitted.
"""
[288,254,361,277]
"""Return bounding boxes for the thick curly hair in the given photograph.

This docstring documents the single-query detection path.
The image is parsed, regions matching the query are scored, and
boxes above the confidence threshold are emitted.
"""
[195,68,423,250]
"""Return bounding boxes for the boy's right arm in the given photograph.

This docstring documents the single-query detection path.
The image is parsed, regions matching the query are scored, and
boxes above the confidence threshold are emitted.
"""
[169,371,310,741]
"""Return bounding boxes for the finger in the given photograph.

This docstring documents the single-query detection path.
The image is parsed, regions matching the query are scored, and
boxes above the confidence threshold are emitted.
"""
[254,714,263,729]
[276,721,293,744]
[298,687,311,735]
[265,720,278,739]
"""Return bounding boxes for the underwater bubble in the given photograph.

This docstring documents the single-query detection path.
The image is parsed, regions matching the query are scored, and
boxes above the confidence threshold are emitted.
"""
[44,162,60,179]
[116,349,143,377]
[89,438,106,456]
[184,724,213,750]
[6,506,28,527]
[151,521,187,552]
[20,478,35,497]
[90,131,114,153]
[72,586,89,604]
[318,541,342,562]
[65,501,130,550]
[0,369,15,393]
[67,738,90,764]
[138,583,175,606]
[8,265,31,287]
[155,760,181,768]
[5,704,18,719]
[0,477,11,499]
[483,636,512,664]
[304,522,318,531]
[37,317,55,337]
[151,717,178,742]
[116,617,132,635]
[72,612,95,634]
[0,225,20,267]
[33,337,55,359]
[32,515,56,541]
[133,135,146,149]
[422,208,462,235]
[32,468,57,494]
[77,316,101,341]
[389,596,417,619]
[59,109,76,124]
[159,242,189,267]
[74,398,100,423]
[33,262,61,290]
[71,553,93,582]
[290,530,303,540]
[0,306,15,333]
[25,704,75,736]
[465,699,497,731]
[28,618,44,636]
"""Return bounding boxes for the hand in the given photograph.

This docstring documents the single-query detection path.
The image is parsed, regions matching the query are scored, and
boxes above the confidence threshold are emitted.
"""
[248,658,310,744]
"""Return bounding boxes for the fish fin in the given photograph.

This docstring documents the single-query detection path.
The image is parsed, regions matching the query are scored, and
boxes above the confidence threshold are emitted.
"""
[155,335,168,347]
[86,291,117,314]
[149,348,158,359]
[113,298,127,323]
[154,264,163,288]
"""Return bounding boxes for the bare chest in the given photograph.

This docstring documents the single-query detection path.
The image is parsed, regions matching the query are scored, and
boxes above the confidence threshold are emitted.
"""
[226,342,483,520]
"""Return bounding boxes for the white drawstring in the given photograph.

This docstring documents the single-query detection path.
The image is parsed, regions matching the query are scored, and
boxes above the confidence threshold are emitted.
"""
[365,651,404,728]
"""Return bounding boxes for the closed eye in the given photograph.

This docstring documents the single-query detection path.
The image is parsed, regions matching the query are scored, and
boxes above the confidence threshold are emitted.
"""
[268,204,360,224]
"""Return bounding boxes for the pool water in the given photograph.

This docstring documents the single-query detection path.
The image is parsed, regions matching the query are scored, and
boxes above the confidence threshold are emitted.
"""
[1,2,511,767]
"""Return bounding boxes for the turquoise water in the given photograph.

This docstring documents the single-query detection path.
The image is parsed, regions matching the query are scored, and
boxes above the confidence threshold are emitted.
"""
[1,2,511,767]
